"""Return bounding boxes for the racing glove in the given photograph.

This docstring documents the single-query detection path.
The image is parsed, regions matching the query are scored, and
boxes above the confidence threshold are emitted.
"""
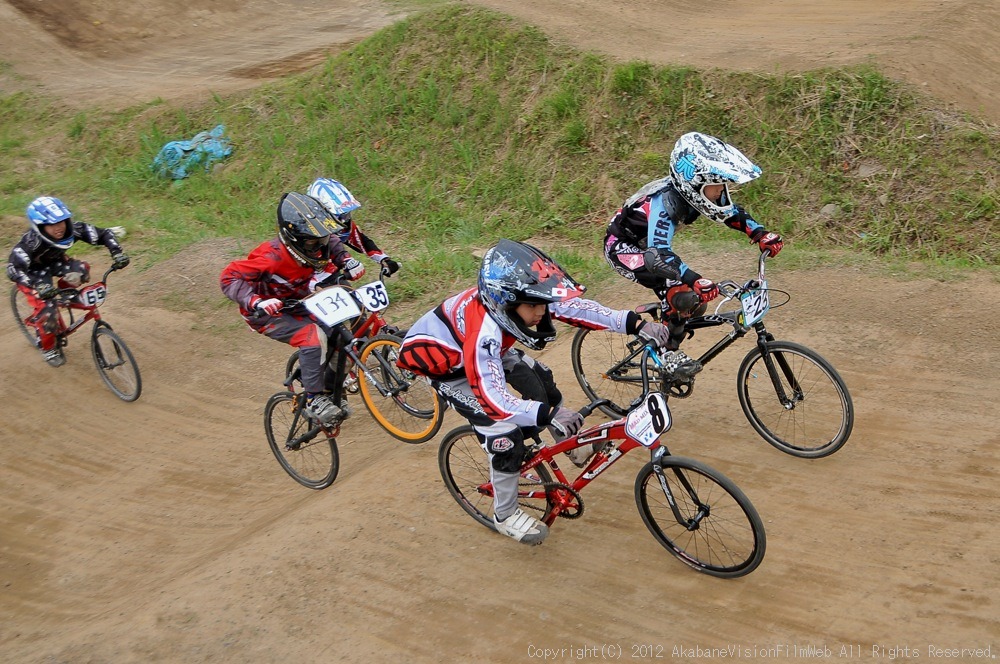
[693,278,719,304]
[636,320,671,348]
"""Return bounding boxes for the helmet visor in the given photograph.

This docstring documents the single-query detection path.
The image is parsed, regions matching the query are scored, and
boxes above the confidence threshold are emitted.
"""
[301,237,327,257]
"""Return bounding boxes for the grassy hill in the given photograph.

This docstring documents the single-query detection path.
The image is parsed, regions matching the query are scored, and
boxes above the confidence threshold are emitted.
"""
[1,5,997,300]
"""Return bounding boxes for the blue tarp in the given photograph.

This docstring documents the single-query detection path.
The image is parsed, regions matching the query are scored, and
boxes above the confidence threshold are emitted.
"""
[152,124,233,179]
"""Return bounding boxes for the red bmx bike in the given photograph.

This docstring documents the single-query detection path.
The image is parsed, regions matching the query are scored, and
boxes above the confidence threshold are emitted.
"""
[10,264,141,402]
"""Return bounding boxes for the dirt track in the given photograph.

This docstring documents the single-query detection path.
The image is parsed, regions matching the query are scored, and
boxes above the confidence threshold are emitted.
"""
[1,1,998,662]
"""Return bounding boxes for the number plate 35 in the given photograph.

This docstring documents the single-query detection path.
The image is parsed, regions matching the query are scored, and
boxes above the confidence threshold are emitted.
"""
[625,393,672,447]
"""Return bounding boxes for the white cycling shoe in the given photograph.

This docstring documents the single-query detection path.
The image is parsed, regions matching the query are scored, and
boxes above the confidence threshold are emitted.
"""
[494,508,548,546]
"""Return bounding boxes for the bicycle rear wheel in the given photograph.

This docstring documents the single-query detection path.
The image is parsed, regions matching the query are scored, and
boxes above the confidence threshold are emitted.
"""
[571,327,648,417]
[10,285,36,345]
[91,323,142,401]
[264,391,339,490]
[737,341,853,458]
[438,426,553,530]
[635,456,765,578]
[357,334,444,444]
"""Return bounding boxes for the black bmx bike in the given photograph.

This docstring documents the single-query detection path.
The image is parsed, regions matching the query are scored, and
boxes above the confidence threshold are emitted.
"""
[571,253,853,458]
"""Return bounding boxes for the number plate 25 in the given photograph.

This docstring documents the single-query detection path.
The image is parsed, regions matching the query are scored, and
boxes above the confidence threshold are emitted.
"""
[625,393,672,447]
[740,281,770,327]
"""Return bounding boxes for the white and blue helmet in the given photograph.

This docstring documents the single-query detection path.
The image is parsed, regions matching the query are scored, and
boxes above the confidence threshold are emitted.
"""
[669,132,762,223]
[26,196,75,249]
[307,178,361,230]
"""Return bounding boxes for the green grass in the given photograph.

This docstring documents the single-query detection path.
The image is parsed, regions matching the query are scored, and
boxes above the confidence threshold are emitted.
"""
[1,5,997,301]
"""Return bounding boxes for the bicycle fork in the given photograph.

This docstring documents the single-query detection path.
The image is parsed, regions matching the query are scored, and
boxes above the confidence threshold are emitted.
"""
[651,449,709,532]
[754,329,804,409]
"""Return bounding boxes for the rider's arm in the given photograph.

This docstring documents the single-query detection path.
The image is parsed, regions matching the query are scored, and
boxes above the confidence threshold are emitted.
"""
[722,207,767,241]
[5,236,45,290]
[550,298,643,335]
[74,222,124,255]
[341,221,389,264]
[220,249,272,314]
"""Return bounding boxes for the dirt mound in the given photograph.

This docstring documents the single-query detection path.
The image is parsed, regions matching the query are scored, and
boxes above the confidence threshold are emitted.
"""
[1,0,997,123]
[1,1,998,660]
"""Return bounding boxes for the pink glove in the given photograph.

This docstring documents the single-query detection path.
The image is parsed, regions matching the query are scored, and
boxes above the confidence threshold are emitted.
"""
[254,297,283,316]
[693,278,719,303]
[343,258,365,281]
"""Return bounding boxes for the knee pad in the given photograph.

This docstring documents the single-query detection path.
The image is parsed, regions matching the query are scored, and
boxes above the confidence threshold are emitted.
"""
[483,430,526,473]
[669,289,702,316]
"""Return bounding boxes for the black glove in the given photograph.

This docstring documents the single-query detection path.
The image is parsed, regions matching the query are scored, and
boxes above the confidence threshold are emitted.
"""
[380,257,401,277]
[35,282,57,300]
[112,253,130,269]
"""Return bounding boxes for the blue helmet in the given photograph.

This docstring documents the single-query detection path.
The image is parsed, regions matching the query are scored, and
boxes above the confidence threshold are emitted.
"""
[307,178,361,231]
[26,196,75,249]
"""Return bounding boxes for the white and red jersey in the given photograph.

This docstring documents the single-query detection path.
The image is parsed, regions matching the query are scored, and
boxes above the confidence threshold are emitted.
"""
[398,287,636,429]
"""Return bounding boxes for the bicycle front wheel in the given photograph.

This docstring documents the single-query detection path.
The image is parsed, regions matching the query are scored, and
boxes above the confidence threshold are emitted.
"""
[438,426,553,531]
[571,327,647,417]
[635,456,765,578]
[737,341,853,458]
[10,285,36,346]
[264,391,339,490]
[91,324,142,402]
[357,334,444,444]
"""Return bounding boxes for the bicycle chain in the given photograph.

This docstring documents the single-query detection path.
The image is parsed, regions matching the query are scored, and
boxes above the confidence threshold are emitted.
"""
[518,480,585,520]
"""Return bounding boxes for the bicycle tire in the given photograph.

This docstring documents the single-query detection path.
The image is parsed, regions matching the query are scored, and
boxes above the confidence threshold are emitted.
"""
[91,323,142,402]
[10,285,37,346]
[571,327,648,417]
[357,334,444,444]
[438,425,554,531]
[264,391,339,490]
[634,456,765,578]
[737,340,853,458]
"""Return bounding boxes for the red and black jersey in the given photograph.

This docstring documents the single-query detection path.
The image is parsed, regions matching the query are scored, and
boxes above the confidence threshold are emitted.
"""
[219,237,350,318]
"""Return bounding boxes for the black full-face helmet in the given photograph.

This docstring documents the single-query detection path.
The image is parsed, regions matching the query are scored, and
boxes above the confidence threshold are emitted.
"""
[276,192,336,268]
[477,239,586,350]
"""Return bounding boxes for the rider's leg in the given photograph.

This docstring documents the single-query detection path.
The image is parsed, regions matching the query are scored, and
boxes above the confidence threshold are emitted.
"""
[256,315,343,423]
[658,286,706,376]
[431,376,549,545]
[19,284,59,351]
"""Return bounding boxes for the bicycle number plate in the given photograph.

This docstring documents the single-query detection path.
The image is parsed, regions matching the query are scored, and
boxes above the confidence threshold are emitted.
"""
[303,287,362,326]
[625,392,672,447]
[740,281,770,326]
[355,281,390,312]
[77,283,107,307]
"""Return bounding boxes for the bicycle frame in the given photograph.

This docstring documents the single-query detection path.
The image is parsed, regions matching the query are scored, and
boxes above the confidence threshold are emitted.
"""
[605,253,803,404]
[509,347,678,526]
[518,416,671,526]
[50,266,120,342]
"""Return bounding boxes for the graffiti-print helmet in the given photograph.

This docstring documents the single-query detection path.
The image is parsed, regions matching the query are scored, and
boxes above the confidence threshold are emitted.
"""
[669,132,762,223]
[478,239,585,350]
